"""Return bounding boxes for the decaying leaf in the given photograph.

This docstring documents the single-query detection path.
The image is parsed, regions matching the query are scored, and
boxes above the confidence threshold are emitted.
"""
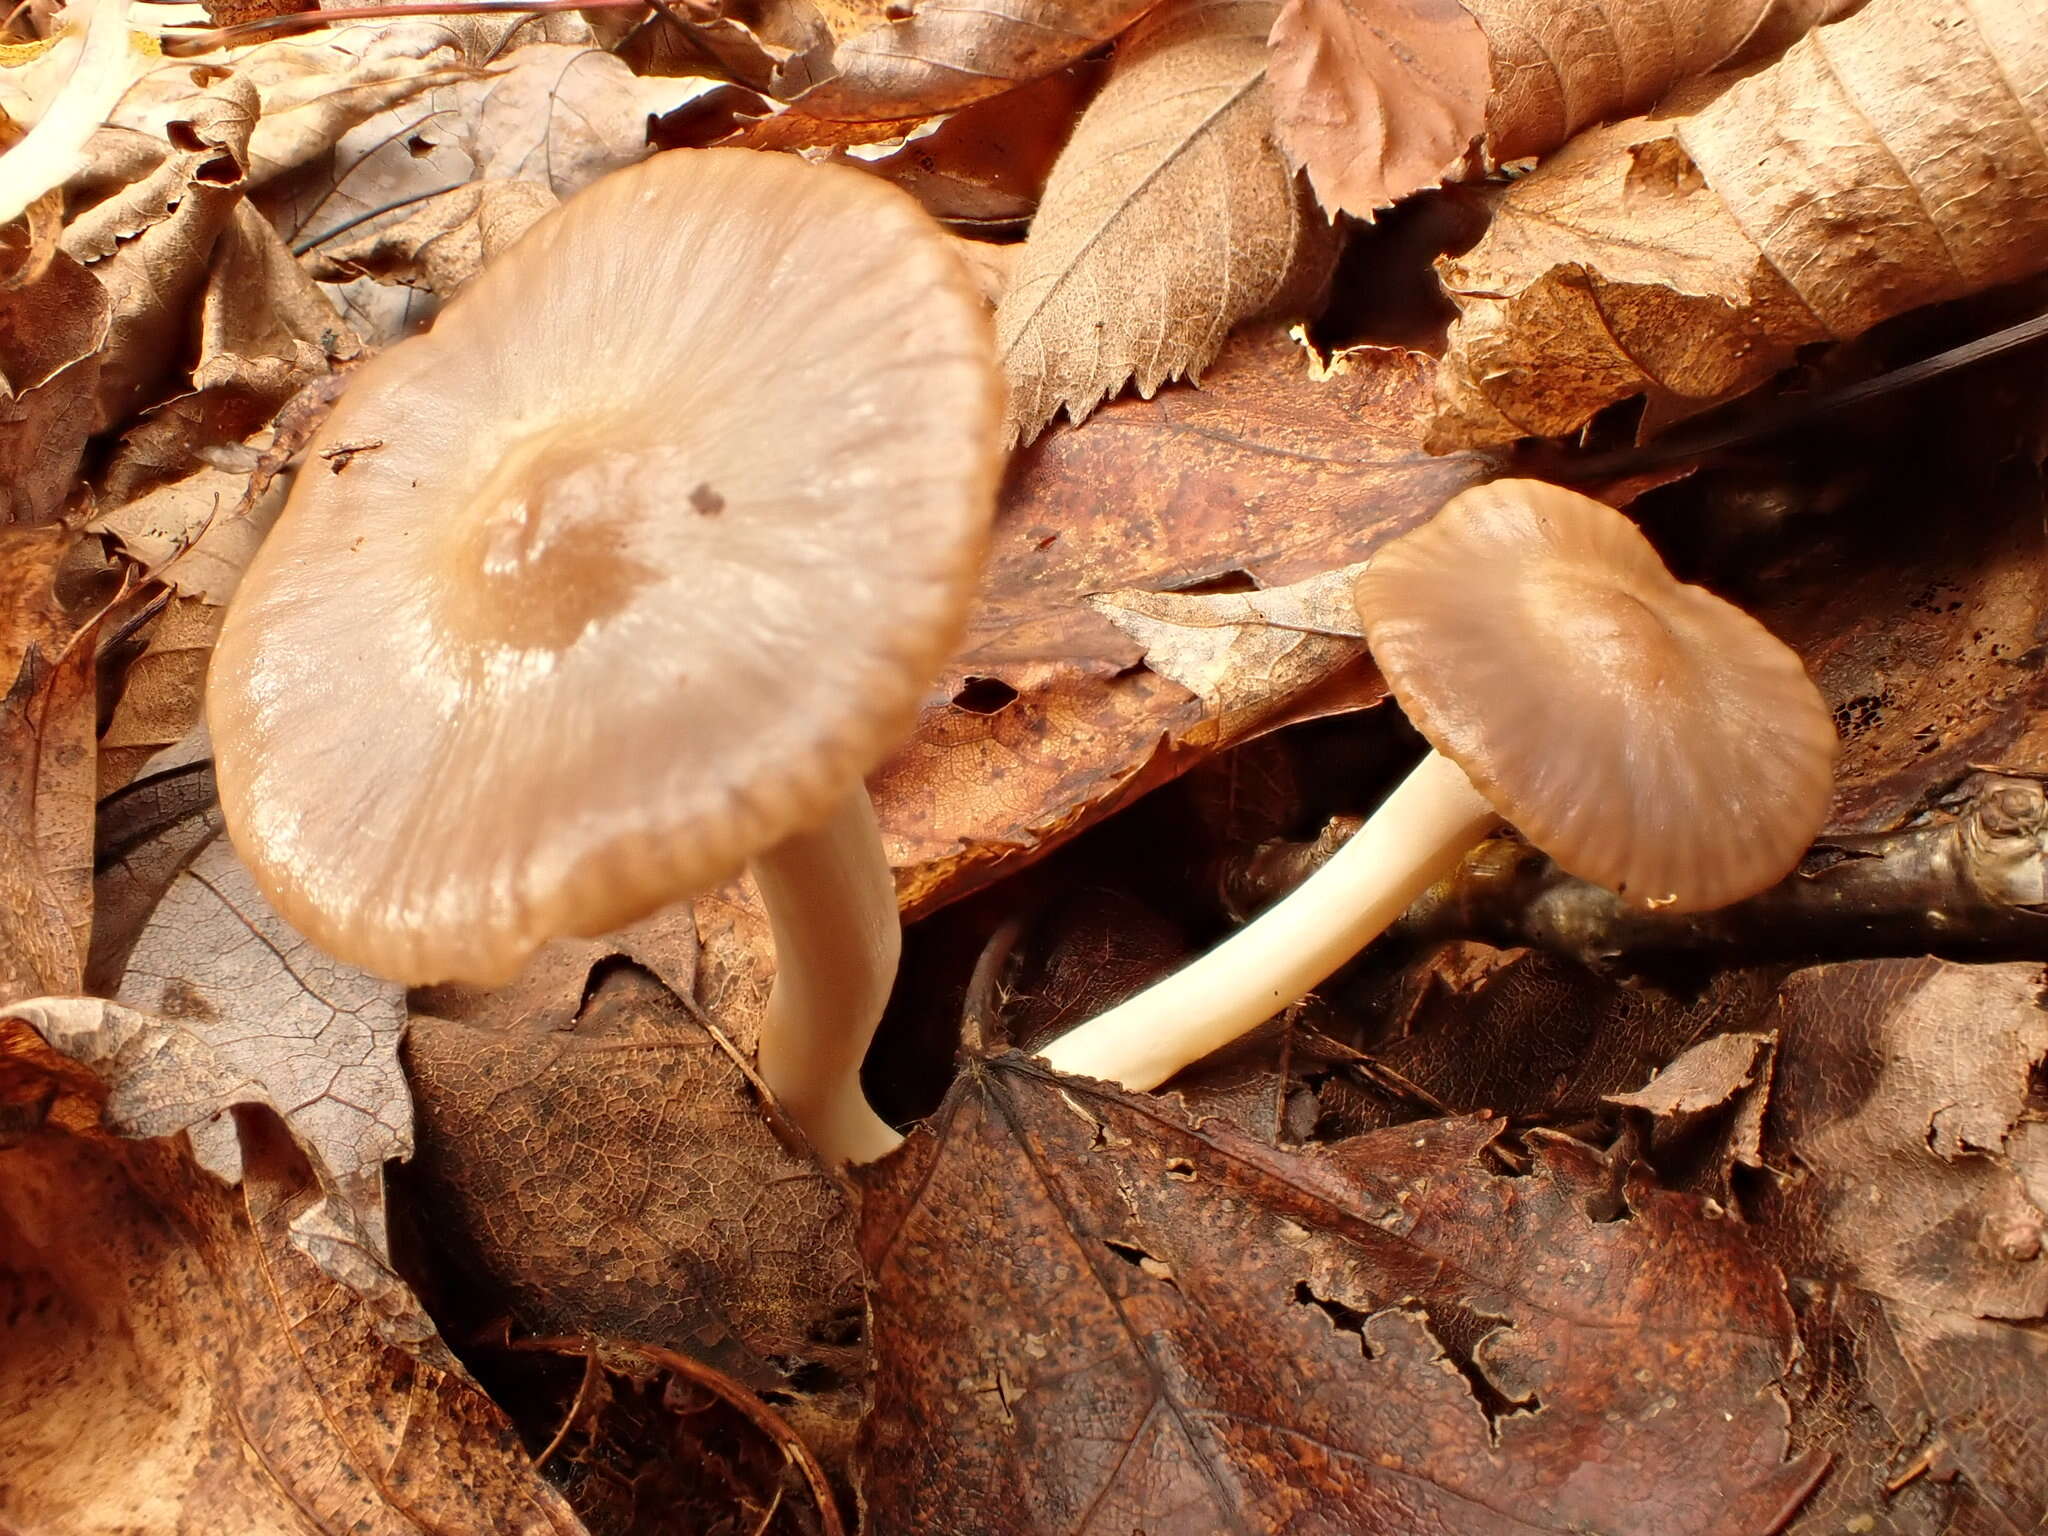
[95,593,220,797]
[7,829,410,1204]
[403,960,866,1434]
[1431,0,2048,447]
[996,0,1337,443]
[788,0,1156,120]
[1089,560,1369,741]
[1754,959,2048,1530]
[874,329,1490,915]
[0,249,109,525]
[0,527,104,1003]
[859,1058,1824,1532]
[0,1051,584,1536]
[62,76,259,427]
[1267,0,1857,218]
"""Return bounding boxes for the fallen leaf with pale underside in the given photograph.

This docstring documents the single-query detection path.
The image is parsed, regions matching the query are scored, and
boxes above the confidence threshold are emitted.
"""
[1430,0,2048,447]
[997,0,1337,444]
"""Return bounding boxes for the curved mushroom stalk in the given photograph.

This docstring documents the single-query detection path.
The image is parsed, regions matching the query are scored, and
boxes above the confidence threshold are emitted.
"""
[752,789,906,1165]
[1037,478,1838,1095]
[1037,751,1497,1090]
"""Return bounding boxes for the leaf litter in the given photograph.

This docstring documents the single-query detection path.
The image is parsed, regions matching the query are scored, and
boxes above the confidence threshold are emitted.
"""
[6,0,2048,1530]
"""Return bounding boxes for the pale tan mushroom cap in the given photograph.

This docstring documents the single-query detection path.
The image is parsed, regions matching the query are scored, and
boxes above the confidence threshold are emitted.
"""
[1354,478,1836,912]
[208,149,1004,985]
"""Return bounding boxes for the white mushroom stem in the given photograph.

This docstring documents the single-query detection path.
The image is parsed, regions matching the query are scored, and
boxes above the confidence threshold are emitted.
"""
[752,787,907,1166]
[1036,750,1500,1092]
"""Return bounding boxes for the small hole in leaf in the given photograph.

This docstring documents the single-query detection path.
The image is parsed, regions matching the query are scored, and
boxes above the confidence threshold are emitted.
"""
[953,676,1018,715]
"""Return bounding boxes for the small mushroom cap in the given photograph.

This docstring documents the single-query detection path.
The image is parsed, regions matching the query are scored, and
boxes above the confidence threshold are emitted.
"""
[208,149,1003,985]
[1353,478,1836,912]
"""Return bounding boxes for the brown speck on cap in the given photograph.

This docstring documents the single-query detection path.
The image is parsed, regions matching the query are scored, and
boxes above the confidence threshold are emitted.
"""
[1354,478,1836,912]
[207,149,1003,985]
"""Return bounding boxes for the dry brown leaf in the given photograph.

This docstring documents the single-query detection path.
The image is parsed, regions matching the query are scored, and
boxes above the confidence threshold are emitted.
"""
[874,328,1491,916]
[787,0,1158,121]
[996,0,1338,444]
[89,449,284,602]
[1267,0,1858,218]
[0,527,103,1004]
[7,827,411,1205]
[860,1063,1825,1532]
[403,960,867,1436]
[96,593,220,797]
[279,39,704,333]
[0,249,108,525]
[1754,959,2048,1529]
[0,1062,586,1536]
[1266,0,1490,217]
[1430,0,2048,447]
[61,76,258,428]
[1088,561,1369,740]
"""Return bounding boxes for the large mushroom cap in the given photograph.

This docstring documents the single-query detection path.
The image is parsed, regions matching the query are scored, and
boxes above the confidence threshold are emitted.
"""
[1353,478,1836,912]
[208,149,1003,985]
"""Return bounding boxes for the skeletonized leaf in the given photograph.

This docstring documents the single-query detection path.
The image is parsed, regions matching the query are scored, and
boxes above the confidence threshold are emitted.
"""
[788,0,1160,121]
[1430,0,2048,447]
[996,0,1337,444]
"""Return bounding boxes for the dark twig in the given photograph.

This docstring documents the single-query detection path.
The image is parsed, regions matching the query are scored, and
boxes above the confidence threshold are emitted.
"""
[1229,774,2048,978]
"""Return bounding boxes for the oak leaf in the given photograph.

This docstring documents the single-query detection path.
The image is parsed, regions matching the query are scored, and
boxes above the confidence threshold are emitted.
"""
[1430,0,2048,447]
[996,0,1337,444]
[858,1058,1825,1533]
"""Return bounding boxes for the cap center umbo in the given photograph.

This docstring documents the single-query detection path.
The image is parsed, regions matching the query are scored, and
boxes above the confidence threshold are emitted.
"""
[1528,571,1676,666]
[443,424,672,652]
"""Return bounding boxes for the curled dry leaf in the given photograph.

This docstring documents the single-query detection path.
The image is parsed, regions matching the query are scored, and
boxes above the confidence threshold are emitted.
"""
[996,0,1338,444]
[60,75,258,427]
[787,0,1157,120]
[1430,0,2048,447]
[873,328,1490,916]
[0,248,108,525]
[1267,0,1857,218]
[858,1059,1825,1533]
[0,1053,585,1536]
[95,592,220,796]
[403,960,867,1442]
[0,527,103,1003]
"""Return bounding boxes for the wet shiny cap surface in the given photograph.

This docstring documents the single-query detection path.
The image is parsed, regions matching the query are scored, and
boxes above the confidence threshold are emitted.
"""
[208,149,1004,984]
[1353,478,1837,912]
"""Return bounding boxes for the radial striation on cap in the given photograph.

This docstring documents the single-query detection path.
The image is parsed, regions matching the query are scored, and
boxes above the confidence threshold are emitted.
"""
[208,149,1005,985]
[1353,478,1837,912]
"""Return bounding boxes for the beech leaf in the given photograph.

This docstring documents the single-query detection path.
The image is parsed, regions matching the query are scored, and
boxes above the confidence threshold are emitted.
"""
[996,0,1338,444]
[1430,0,2048,447]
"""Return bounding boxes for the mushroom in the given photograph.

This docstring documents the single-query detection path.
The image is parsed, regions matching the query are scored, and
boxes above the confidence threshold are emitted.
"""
[1036,478,1836,1090]
[207,149,1003,1165]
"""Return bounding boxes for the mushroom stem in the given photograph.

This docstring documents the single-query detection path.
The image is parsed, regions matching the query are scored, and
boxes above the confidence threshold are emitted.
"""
[751,787,906,1166]
[1035,750,1499,1091]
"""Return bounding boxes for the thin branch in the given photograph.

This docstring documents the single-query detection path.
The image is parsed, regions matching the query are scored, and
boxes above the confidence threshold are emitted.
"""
[1229,773,2048,978]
